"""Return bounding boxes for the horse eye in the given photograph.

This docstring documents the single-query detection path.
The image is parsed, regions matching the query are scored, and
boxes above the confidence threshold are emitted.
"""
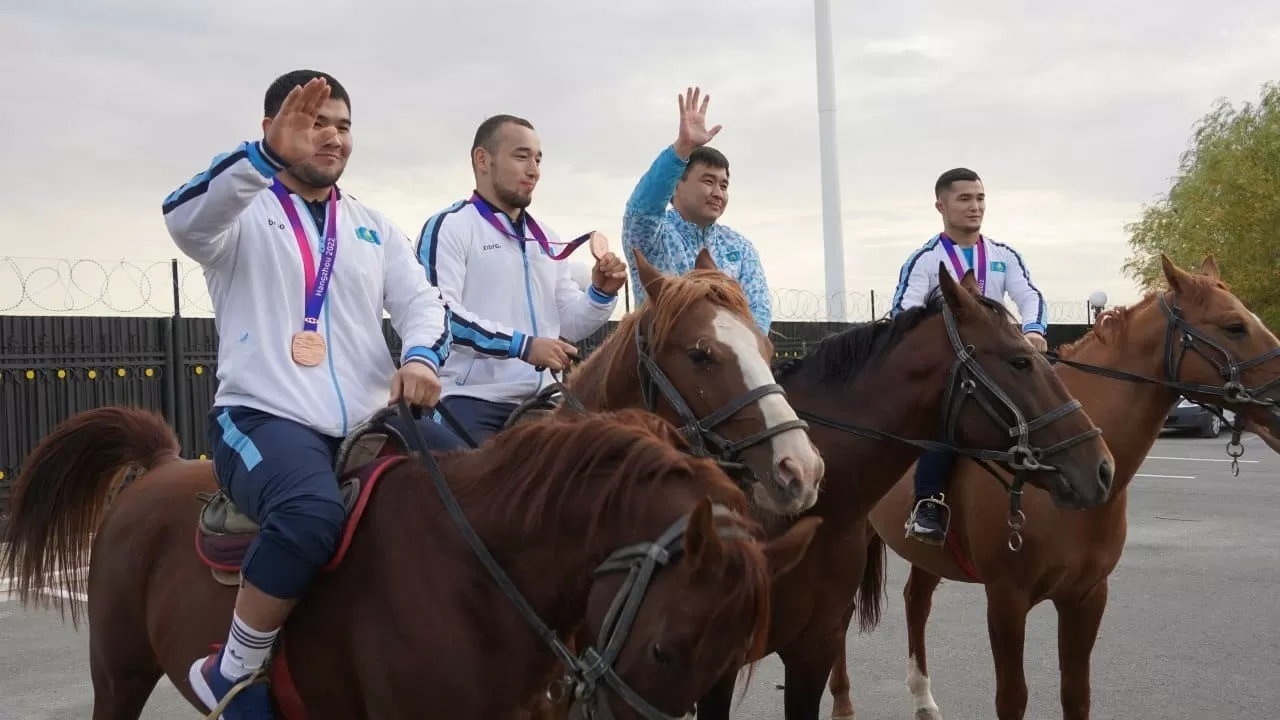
[687,348,713,365]
[1225,323,1247,336]
[652,644,673,667]
[1010,356,1032,371]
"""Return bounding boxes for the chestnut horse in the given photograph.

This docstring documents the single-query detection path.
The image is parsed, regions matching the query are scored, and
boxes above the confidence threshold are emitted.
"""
[0,405,822,719]
[509,249,825,517]
[827,255,1280,719]
[535,260,1116,719]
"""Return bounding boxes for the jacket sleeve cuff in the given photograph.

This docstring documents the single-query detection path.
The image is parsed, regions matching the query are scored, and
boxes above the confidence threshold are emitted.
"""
[587,284,616,304]
[664,143,692,167]
[509,331,529,360]
[1022,324,1047,335]
[248,139,289,177]
[401,345,441,372]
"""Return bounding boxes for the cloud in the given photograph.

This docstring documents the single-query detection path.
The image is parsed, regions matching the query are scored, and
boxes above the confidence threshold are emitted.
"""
[3,1,1279,321]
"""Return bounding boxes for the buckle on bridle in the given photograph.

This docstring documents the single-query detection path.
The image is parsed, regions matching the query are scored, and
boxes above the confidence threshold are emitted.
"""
[1007,444,1044,471]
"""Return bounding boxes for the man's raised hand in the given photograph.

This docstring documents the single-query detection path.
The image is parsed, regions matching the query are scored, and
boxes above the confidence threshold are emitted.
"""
[674,86,722,159]
[264,77,338,167]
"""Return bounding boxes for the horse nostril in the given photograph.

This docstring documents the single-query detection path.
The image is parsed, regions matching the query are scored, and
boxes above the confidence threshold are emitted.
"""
[1097,459,1114,495]
[776,457,800,488]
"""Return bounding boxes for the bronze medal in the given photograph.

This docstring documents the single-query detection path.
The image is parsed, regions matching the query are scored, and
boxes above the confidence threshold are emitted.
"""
[589,231,610,260]
[290,331,327,367]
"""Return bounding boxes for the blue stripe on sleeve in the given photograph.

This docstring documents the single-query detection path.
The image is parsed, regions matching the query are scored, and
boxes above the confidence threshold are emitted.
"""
[161,145,250,215]
[415,200,469,285]
[890,236,939,316]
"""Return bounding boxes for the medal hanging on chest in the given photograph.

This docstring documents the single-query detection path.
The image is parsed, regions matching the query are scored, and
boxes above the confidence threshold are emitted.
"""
[271,180,339,367]
[939,233,987,295]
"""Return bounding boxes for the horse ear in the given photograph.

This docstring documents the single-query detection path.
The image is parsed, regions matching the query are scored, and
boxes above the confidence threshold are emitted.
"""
[1160,253,1189,294]
[694,247,718,271]
[632,248,667,300]
[682,497,725,572]
[1200,254,1221,281]
[762,516,822,579]
[958,268,981,295]
[937,262,977,320]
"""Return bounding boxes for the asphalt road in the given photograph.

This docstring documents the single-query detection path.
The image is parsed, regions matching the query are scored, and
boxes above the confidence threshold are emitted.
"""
[2,433,1277,719]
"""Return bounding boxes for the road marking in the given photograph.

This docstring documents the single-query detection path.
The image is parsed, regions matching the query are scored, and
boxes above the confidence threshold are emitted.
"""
[1135,473,1196,479]
[1145,456,1259,464]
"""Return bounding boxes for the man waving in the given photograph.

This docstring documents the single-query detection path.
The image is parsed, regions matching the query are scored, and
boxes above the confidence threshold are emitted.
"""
[621,87,772,334]
[164,71,463,719]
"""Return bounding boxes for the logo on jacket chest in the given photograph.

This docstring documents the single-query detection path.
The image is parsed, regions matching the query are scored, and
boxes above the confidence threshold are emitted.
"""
[482,242,503,252]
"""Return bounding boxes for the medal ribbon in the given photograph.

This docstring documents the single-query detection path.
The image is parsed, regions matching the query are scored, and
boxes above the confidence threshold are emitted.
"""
[469,192,593,260]
[271,180,339,333]
[939,233,987,294]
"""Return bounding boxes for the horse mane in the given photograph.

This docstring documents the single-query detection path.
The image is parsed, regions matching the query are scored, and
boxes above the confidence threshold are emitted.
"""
[575,268,756,377]
[432,407,773,665]
[439,408,749,544]
[772,291,1013,383]
[1057,272,1230,356]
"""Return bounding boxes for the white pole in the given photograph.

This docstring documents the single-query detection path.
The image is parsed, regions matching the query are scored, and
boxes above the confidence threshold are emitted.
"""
[814,0,848,321]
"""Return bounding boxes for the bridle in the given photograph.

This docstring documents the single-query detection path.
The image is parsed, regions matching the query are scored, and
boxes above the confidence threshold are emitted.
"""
[630,318,808,488]
[396,399,749,720]
[502,315,810,494]
[1044,290,1280,475]
[792,298,1101,551]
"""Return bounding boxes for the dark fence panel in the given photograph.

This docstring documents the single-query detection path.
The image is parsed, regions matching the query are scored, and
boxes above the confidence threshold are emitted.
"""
[1,314,1091,514]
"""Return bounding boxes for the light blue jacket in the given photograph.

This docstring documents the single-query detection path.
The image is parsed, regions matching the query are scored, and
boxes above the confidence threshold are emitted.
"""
[620,145,772,334]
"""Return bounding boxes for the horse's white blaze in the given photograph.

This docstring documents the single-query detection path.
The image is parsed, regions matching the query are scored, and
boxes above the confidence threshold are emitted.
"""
[711,309,822,486]
[907,654,941,716]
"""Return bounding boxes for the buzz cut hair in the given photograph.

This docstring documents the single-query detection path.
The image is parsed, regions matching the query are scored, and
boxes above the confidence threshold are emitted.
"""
[934,167,982,198]
[264,69,350,118]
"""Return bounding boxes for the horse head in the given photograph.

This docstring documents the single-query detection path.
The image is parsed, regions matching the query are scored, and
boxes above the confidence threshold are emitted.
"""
[569,247,824,515]
[576,475,821,718]
[1150,254,1280,434]
[929,264,1116,511]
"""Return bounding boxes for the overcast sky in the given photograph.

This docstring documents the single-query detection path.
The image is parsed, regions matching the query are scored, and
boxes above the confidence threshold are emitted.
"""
[3,1,1279,321]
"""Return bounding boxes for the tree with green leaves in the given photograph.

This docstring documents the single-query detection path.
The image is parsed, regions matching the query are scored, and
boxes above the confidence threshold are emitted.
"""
[1123,81,1280,330]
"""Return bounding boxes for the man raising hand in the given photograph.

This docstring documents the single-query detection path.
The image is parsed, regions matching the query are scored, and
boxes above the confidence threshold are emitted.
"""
[620,87,773,334]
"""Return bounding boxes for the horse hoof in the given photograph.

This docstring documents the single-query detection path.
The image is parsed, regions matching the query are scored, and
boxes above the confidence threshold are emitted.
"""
[914,709,942,720]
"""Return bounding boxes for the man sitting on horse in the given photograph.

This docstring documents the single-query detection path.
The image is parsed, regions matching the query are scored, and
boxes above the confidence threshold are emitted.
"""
[163,70,466,719]
[414,114,628,444]
[891,167,1050,545]
[620,86,773,335]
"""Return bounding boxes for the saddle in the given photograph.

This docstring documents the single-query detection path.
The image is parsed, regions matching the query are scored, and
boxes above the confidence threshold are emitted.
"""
[195,412,411,586]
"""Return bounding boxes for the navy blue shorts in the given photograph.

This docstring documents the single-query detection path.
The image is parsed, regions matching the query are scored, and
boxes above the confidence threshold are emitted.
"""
[208,406,467,598]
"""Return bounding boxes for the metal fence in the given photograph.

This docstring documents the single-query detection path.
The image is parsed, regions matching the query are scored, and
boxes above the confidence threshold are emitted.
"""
[0,254,1100,324]
[0,311,1092,515]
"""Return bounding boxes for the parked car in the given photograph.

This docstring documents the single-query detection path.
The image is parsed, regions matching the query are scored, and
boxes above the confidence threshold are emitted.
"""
[1164,397,1234,437]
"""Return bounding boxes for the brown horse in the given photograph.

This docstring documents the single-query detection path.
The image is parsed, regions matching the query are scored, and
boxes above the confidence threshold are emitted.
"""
[827,255,1280,720]
[536,258,1116,719]
[532,248,826,517]
[0,405,823,719]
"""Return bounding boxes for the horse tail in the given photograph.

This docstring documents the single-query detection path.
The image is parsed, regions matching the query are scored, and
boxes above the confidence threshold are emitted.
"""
[855,529,887,633]
[0,406,179,626]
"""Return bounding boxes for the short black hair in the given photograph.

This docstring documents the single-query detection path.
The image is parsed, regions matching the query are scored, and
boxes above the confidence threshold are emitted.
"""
[264,70,350,118]
[935,167,981,197]
[681,146,730,181]
[472,114,535,155]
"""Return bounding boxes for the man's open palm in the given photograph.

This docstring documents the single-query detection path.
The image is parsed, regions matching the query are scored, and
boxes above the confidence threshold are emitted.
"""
[264,77,338,166]
[676,87,722,154]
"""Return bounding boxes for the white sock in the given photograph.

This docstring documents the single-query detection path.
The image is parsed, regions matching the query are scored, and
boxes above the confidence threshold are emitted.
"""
[219,611,279,681]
